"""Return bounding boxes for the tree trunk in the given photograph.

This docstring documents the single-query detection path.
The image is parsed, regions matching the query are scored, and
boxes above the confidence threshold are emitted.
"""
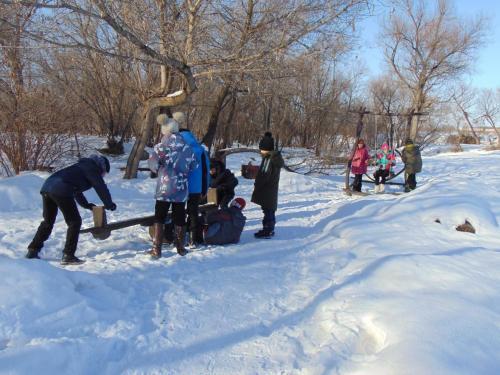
[485,116,500,146]
[201,85,230,150]
[463,111,480,144]
[409,112,419,140]
[406,110,414,140]
[123,92,186,179]
[410,88,425,140]
[222,94,237,149]
[123,105,158,179]
[456,105,480,144]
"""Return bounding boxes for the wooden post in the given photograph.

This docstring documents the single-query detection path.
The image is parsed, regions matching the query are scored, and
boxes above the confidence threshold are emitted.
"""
[92,206,107,228]
[207,188,218,205]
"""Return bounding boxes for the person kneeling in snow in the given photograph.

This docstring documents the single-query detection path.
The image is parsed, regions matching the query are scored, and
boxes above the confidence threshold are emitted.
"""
[26,155,117,265]
[203,198,246,245]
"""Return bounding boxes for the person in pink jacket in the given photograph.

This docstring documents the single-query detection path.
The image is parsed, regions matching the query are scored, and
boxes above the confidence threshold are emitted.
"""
[350,138,371,192]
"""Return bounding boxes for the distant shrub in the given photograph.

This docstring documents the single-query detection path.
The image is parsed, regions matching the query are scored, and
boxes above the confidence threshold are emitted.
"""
[449,143,463,153]
[484,143,500,151]
[459,134,479,144]
[446,134,478,146]
[446,135,460,144]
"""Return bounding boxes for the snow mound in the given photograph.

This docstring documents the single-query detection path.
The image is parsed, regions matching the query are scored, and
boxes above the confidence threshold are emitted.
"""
[0,173,46,212]
[280,170,333,194]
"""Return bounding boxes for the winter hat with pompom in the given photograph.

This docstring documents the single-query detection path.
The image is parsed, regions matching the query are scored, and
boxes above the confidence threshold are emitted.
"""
[172,112,187,128]
[157,114,179,135]
[381,143,389,151]
[230,197,246,210]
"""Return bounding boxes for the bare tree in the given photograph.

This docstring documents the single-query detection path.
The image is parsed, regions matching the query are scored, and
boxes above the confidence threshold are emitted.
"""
[451,83,480,143]
[43,46,141,153]
[0,3,75,175]
[381,0,485,140]
[477,88,500,145]
[1,0,371,177]
[369,74,410,147]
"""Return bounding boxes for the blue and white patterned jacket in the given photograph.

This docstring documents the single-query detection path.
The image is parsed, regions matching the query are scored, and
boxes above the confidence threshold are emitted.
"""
[149,133,198,202]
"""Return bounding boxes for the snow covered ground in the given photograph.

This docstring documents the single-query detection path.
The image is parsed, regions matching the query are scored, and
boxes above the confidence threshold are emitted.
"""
[0,145,499,374]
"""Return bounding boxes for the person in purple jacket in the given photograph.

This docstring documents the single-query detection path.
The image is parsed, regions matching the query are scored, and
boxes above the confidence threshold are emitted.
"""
[26,155,116,265]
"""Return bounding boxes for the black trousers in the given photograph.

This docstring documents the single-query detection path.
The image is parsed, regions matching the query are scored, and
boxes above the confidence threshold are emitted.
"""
[29,193,82,256]
[352,174,363,192]
[186,193,201,233]
[374,169,389,185]
[262,209,276,231]
[155,200,186,226]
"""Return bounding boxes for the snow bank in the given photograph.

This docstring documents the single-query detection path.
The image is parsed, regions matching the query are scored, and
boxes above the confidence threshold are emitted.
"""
[0,173,46,212]
[1,144,499,374]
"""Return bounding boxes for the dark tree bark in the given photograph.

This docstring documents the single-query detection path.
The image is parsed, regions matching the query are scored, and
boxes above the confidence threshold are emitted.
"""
[201,85,230,150]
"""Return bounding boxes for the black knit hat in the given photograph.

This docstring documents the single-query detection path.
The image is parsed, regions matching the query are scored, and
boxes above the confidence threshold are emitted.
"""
[259,132,274,151]
[405,138,414,145]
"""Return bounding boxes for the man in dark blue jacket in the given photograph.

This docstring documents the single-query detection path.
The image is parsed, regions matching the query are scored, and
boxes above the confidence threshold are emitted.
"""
[26,155,117,265]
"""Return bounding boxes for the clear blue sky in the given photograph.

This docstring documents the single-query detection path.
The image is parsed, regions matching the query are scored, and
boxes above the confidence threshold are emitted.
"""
[358,0,500,89]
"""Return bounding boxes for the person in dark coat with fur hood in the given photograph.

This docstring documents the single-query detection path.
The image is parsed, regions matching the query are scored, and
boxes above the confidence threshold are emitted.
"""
[209,159,238,208]
[251,132,284,238]
[26,155,117,265]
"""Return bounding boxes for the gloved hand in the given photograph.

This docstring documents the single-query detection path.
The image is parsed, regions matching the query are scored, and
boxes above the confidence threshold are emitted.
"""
[106,203,117,211]
[86,203,96,211]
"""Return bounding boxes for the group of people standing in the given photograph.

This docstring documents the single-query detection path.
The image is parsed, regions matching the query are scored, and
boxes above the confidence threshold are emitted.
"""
[25,112,422,265]
[25,113,284,264]
[350,138,423,193]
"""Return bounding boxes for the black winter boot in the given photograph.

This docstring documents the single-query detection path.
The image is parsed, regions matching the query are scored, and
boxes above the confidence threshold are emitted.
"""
[254,229,266,238]
[25,247,40,259]
[254,229,275,239]
[61,254,85,265]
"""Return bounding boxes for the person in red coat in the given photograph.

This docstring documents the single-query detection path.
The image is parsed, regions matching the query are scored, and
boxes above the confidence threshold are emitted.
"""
[350,139,371,192]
